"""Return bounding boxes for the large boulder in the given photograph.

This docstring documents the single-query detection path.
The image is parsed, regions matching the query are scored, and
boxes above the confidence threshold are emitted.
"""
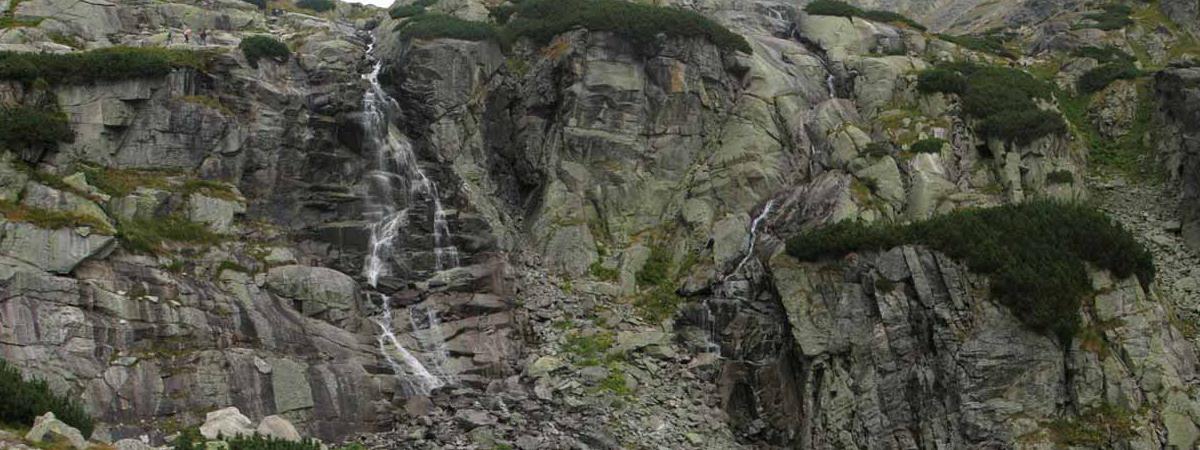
[199,407,254,440]
[256,415,302,442]
[24,412,88,450]
[187,192,245,234]
[265,265,359,326]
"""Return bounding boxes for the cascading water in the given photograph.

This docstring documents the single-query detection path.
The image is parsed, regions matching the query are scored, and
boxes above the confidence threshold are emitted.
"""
[699,201,777,354]
[361,41,459,395]
[727,200,775,281]
[826,73,837,98]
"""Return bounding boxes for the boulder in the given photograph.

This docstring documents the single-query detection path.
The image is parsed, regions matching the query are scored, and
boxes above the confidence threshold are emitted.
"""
[113,438,155,450]
[256,415,302,442]
[199,407,254,440]
[24,412,88,450]
[265,265,359,325]
[187,193,245,234]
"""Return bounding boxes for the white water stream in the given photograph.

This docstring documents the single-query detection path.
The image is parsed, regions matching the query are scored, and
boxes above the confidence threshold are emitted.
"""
[361,42,459,395]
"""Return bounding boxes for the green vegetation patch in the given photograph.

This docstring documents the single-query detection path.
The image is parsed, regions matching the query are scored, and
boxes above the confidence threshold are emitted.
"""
[80,166,171,197]
[1071,45,1135,65]
[1057,79,1156,177]
[936,32,1018,59]
[1046,169,1075,184]
[240,35,290,68]
[118,215,224,254]
[785,201,1154,342]
[295,0,334,13]
[396,14,500,42]
[1078,3,1133,31]
[0,358,93,439]
[909,138,946,154]
[0,105,73,153]
[0,47,214,84]
[804,0,927,31]
[389,0,437,18]
[1045,404,1138,447]
[1078,62,1141,94]
[917,62,1065,144]
[503,0,752,54]
[0,200,113,233]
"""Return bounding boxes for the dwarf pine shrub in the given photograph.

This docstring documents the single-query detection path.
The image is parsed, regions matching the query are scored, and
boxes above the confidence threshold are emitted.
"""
[785,201,1154,343]
[917,62,1065,144]
[0,358,94,438]
[240,36,290,68]
[805,0,927,31]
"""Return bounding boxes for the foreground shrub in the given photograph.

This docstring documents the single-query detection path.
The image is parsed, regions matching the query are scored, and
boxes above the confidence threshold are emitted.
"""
[240,35,290,68]
[805,0,927,31]
[295,0,334,13]
[240,0,266,9]
[504,0,752,54]
[396,14,500,42]
[1078,62,1141,93]
[0,358,94,438]
[174,430,322,450]
[918,62,1065,144]
[0,47,213,84]
[0,105,73,154]
[785,201,1154,342]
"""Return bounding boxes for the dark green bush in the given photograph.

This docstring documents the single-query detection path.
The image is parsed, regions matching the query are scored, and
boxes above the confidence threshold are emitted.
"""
[785,201,1154,342]
[1071,45,1135,65]
[863,142,892,157]
[910,138,946,153]
[239,35,290,68]
[0,105,73,153]
[240,0,266,9]
[0,358,94,438]
[918,62,1065,144]
[936,32,1018,59]
[1078,62,1141,93]
[396,14,500,41]
[503,0,752,54]
[1080,3,1133,31]
[916,68,967,94]
[295,0,334,12]
[389,4,425,18]
[0,47,210,84]
[804,0,927,31]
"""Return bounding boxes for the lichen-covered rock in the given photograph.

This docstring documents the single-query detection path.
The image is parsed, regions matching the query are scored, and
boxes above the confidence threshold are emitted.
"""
[199,407,254,440]
[25,412,88,450]
[265,265,359,326]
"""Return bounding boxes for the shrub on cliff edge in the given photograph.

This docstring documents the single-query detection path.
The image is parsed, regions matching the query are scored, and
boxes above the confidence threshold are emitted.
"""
[0,358,94,438]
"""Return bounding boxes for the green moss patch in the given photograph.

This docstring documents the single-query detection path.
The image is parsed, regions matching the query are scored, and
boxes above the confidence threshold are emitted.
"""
[785,201,1154,342]
[936,31,1019,59]
[295,0,334,13]
[117,215,224,254]
[1077,3,1133,31]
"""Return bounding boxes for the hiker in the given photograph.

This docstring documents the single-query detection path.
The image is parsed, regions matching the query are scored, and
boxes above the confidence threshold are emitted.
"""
[199,29,208,45]
[184,27,192,44]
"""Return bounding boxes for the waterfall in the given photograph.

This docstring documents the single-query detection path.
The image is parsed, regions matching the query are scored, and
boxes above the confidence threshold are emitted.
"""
[361,41,459,395]
[826,73,837,98]
[727,200,775,280]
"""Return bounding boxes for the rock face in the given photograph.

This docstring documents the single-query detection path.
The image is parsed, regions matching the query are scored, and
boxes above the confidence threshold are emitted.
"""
[2,0,1200,448]
[702,246,1200,448]
[1155,65,1200,250]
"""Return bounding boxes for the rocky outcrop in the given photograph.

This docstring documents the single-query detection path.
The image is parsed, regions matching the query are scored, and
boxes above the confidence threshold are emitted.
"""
[25,412,89,450]
[701,244,1200,448]
[1154,65,1200,250]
